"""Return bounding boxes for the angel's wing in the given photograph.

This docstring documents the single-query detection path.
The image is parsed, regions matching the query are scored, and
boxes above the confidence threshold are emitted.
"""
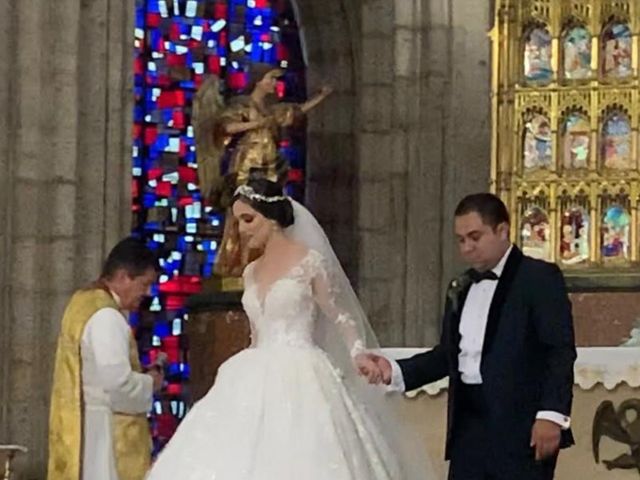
[193,76,226,202]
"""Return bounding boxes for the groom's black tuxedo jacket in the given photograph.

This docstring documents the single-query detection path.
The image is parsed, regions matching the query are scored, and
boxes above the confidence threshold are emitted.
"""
[398,246,576,461]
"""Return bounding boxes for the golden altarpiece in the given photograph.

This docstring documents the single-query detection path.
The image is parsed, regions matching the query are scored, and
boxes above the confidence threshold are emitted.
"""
[491,0,640,290]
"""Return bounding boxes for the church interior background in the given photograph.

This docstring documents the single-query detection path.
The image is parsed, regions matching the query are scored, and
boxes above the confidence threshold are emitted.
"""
[1,0,640,478]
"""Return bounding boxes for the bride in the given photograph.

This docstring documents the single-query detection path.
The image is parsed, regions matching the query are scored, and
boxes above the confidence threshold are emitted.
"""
[146,179,435,479]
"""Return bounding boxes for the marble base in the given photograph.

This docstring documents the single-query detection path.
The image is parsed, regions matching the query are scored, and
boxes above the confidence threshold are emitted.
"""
[570,292,640,346]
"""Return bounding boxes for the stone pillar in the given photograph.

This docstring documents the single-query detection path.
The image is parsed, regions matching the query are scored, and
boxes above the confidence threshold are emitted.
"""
[0,0,15,460]
[357,0,407,345]
[357,0,434,346]
[356,0,492,346]
[0,1,133,475]
[297,0,360,275]
[439,0,493,287]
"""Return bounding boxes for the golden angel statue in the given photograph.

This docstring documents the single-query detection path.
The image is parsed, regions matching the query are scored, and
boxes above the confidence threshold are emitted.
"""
[193,62,332,277]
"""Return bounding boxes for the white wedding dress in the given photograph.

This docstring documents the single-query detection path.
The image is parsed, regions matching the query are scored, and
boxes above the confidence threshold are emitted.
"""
[147,249,424,480]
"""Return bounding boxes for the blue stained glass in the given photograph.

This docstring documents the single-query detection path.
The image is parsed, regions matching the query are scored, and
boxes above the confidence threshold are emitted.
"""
[153,322,172,338]
[168,363,189,377]
[129,312,141,327]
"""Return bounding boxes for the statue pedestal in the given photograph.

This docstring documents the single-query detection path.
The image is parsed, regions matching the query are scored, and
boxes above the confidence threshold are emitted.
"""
[186,292,250,403]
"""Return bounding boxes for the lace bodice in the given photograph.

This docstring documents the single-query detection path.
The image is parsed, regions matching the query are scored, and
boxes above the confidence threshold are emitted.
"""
[242,250,364,356]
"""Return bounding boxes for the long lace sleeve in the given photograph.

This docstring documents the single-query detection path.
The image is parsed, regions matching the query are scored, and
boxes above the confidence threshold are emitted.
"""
[310,253,366,358]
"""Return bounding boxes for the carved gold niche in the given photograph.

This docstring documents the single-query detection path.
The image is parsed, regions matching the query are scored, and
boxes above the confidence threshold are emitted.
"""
[491,0,640,286]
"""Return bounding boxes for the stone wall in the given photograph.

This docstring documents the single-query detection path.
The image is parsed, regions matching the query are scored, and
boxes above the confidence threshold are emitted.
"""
[297,0,361,275]
[355,0,492,346]
[0,0,134,476]
[0,0,493,476]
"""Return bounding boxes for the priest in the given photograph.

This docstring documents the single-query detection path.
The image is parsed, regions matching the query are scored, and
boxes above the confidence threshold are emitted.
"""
[48,237,163,480]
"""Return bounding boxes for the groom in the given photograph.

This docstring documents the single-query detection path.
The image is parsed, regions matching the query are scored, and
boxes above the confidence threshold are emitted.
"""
[366,193,576,479]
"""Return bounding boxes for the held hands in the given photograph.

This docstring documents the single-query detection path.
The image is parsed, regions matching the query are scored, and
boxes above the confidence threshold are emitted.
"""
[354,353,393,385]
[357,355,562,459]
[530,419,561,461]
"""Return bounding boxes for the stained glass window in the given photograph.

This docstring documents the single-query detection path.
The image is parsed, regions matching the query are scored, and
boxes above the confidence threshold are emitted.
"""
[601,22,632,79]
[522,113,553,171]
[562,26,591,80]
[560,207,590,266]
[561,112,590,170]
[524,26,553,83]
[132,0,306,452]
[521,206,552,261]
[601,111,632,170]
[601,205,631,261]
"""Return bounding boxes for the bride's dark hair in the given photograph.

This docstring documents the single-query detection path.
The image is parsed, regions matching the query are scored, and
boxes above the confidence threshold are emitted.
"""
[232,178,295,228]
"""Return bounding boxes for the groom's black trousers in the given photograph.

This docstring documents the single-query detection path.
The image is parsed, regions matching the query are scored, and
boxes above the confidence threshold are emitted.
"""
[447,383,557,480]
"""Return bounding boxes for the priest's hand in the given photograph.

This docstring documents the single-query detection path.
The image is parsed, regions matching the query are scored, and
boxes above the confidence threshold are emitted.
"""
[530,419,561,461]
[149,369,164,393]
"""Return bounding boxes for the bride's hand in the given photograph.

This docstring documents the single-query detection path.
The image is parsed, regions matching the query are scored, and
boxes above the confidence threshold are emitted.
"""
[354,353,376,382]
[356,353,392,385]
[354,353,388,385]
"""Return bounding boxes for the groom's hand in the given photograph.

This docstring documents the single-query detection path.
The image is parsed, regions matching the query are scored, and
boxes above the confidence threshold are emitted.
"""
[530,419,561,461]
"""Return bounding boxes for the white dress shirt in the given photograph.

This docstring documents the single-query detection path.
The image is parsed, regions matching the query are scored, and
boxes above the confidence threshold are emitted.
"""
[457,246,511,384]
[389,245,570,429]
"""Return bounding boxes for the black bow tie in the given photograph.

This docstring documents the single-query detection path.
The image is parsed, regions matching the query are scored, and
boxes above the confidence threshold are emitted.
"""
[467,269,499,284]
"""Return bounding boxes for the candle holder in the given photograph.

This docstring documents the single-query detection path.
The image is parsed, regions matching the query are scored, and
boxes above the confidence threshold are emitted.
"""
[0,445,27,480]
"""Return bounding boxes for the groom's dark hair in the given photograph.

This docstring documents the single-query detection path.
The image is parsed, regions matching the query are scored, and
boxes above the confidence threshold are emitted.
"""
[454,193,510,229]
